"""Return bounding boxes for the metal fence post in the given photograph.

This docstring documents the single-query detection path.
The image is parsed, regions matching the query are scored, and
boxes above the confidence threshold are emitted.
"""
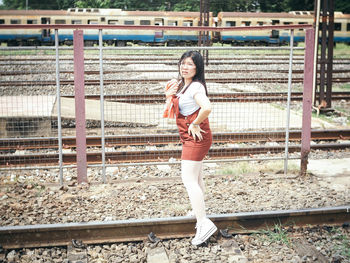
[73,30,88,183]
[284,29,294,175]
[300,28,315,176]
[99,29,106,183]
[55,29,63,185]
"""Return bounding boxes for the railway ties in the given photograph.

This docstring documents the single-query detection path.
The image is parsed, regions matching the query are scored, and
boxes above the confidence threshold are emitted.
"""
[1,129,349,167]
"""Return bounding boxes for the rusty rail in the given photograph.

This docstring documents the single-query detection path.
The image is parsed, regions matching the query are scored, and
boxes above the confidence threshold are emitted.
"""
[1,143,350,167]
[1,129,349,151]
[0,206,349,249]
[1,77,349,86]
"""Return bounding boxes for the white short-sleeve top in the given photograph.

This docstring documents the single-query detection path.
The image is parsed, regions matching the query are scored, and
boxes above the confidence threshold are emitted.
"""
[177,81,206,116]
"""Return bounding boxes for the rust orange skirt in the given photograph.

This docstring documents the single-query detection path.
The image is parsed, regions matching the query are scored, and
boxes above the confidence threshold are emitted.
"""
[173,97,212,161]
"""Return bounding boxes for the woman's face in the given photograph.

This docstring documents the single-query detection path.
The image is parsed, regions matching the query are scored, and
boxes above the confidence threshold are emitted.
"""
[180,57,196,80]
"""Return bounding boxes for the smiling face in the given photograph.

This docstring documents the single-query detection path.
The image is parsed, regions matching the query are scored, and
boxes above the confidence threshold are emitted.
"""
[180,57,197,81]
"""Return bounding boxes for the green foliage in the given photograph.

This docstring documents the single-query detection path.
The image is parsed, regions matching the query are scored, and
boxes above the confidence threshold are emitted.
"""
[259,223,291,246]
[330,227,350,259]
[75,0,111,8]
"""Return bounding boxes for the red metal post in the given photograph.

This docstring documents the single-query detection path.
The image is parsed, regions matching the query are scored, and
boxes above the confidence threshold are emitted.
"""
[300,28,315,176]
[73,30,88,183]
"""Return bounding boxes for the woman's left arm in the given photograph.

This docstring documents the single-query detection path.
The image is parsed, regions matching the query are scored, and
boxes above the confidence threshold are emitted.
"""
[188,93,212,141]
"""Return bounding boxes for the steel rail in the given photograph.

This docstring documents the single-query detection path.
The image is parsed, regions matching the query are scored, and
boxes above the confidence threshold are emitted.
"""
[0,206,349,249]
[3,57,349,63]
[3,60,349,66]
[60,92,350,103]
[1,143,349,167]
[1,69,350,76]
[1,129,349,151]
[1,56,309,61]
[1,77,349,86]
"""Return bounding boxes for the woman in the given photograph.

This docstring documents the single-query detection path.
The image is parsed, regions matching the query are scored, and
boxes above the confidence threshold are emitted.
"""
[164,51,217,246]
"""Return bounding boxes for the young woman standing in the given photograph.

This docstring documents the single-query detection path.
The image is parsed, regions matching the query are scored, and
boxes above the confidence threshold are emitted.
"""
[164,50,217,246]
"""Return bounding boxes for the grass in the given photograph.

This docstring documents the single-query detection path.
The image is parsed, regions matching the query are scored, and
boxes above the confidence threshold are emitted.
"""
[330,227,350,259]
[217,160,300,176]
[257,223,291,246]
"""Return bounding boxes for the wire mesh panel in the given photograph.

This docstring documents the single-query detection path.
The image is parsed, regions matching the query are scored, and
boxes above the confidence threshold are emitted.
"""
[0,27,313,179]
[0,47,62,169]
[98,45,305,167]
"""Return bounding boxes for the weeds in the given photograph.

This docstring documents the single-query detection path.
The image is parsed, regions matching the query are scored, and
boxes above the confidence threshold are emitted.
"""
[330,227,350,259]
[258,223,291,246]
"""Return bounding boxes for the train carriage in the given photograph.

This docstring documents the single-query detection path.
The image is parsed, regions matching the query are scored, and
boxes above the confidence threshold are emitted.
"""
[0,9,349,46]
[217,11,350,46]
[0,9,214,46]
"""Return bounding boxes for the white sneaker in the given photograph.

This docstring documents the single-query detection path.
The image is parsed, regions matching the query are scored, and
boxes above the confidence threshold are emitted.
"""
[191,218,217,246]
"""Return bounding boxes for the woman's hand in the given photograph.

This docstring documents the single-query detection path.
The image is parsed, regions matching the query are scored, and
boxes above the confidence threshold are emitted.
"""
[165,79,178,98]
[188,123,206,141]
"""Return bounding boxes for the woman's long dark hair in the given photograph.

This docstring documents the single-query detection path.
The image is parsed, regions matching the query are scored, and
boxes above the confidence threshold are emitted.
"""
[177,50,208,96]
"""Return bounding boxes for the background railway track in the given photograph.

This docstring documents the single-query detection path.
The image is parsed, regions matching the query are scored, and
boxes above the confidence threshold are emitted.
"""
[1,129,349,150]
[1,129,349,167]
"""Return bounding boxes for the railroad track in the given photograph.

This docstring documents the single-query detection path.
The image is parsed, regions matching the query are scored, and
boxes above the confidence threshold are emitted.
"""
[61,91,350,103]
[1,69,350,76]
[1,129,349,167]
[1,142,350,167]
[0,206,349,249]
[2,60,349,67]
[1,129,349,151]
[1,77,350,86]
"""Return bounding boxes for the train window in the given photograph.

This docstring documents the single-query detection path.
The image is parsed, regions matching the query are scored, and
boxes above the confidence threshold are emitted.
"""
[78,9,83,12]
[101,17,105,22]
[225,21,236,27]
[140,20,151,25]
[108,20,119,25]
[334,23,341,31]
[86,9,91,12]
[55,20,66,24]
[27,20,37,24]
[155,18,163,26]
[124,20,134,25]
[242,21,251,26]
[283,22,292,25]
[10,19,21,24]
[92,9,99,12]
[0,19,4,24]
[257,21,264,25]
[72,20,82,24]
[298,22,307,31]
[272,20,280,25]
[183,20,193,26]
[88,20,98,24]
[347,23,350,31]
[168,20,178,26]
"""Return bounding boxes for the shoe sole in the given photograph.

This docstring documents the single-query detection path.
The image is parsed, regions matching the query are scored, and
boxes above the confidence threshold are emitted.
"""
[191,225,217,246]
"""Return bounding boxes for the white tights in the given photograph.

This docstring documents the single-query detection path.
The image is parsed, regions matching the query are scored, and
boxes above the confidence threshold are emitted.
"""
[181,160,206,223]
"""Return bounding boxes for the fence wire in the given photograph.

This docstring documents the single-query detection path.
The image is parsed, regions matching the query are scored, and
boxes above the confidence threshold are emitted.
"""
[0,30,308,183]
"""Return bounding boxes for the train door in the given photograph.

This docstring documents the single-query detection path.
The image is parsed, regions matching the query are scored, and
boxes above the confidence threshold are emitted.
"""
[269,29,280,45]
[154,18,164,42]
[41,17,52,43]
